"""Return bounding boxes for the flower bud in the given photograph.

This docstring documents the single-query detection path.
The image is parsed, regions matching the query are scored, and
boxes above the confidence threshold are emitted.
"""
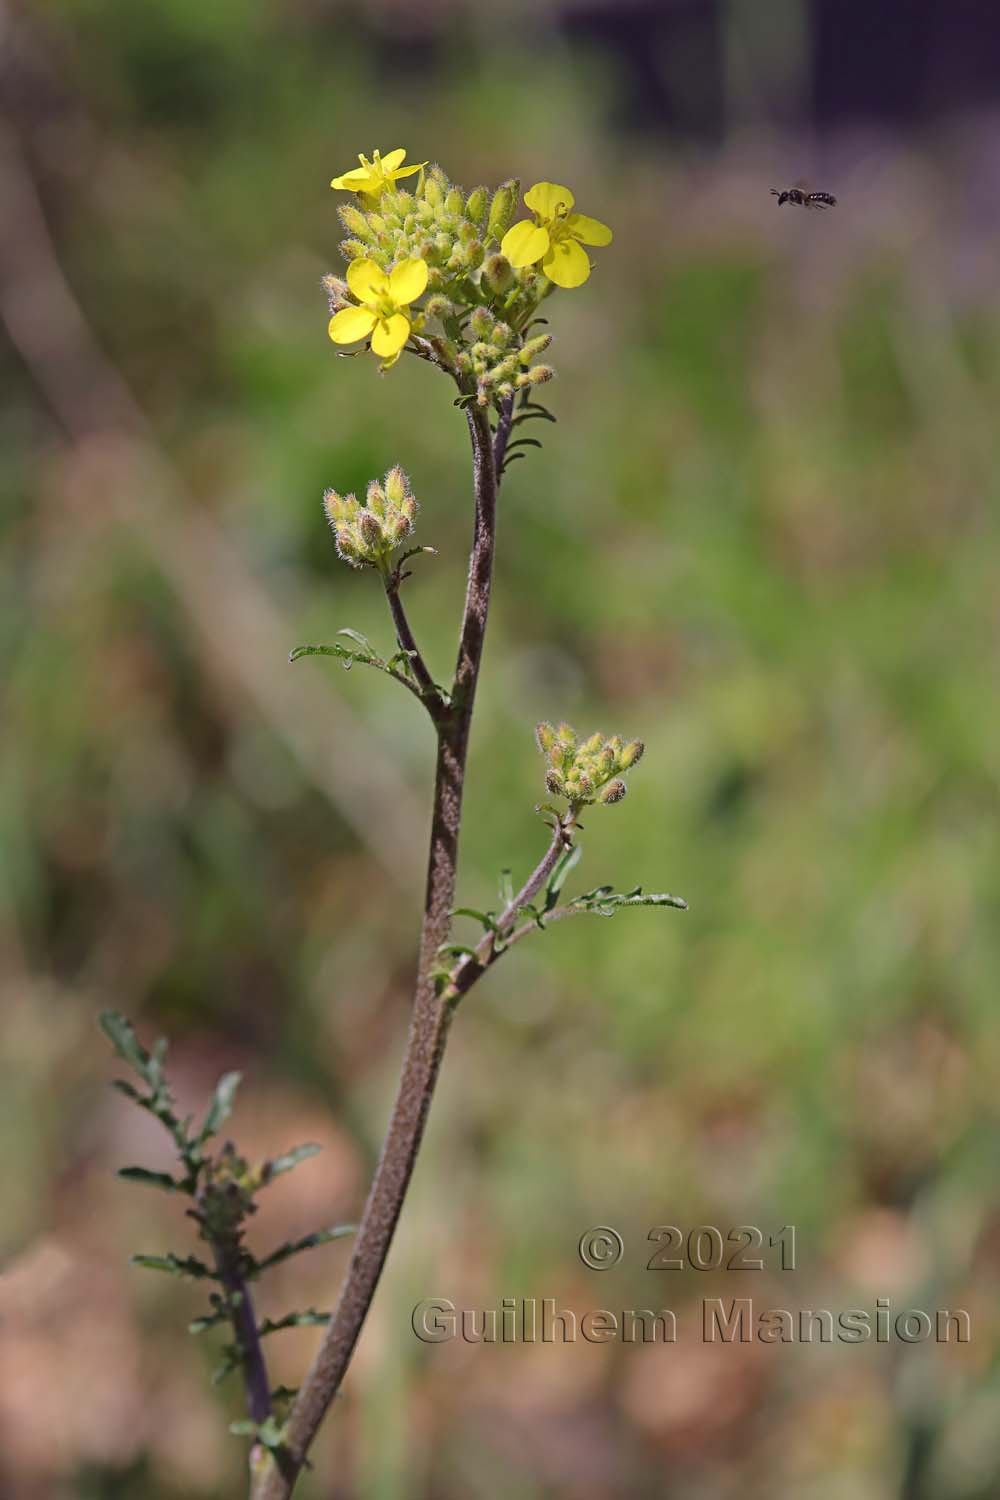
[556,722,577,749]
[338,204,374,241]
[469,307,492,338]
[600,779,628,805]
[322,488,353,523]
[619,739,644,770]
[358,511,383,550]
[424,295,453,320]
[520,333,552,362]
[322,274,350,313]
[482,254,514,294]
[366,479,386,517]
[339,238,368,263]
[384,466,407,507]
[535,721,556,753]
[581,732,604,756]
[465,186,487,223]
[487,180,519,242]
[545,769,564,796]
[526,365,554,385]
[445,187,463,216]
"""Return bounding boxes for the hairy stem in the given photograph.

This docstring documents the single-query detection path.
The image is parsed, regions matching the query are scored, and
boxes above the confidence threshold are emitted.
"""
[251,405,499,1500]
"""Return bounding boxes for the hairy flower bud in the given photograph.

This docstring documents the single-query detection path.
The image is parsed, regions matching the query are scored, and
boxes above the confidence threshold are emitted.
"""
[545,769,564,796]
[536,722,556,753]
[482,253,514,294]
[600,779,628,805]
[384,465,408,507]
[465,186,487,224]
[322,275,350,313]
[487,180,519,242]
[619,739,644,770]
[338,204,374,241]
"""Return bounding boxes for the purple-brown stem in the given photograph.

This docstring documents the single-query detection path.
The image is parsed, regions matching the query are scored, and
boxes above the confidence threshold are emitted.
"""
[251,404,500,1499]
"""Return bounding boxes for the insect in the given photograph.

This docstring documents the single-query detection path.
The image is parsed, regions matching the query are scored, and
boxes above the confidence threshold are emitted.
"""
[771,184,837,209]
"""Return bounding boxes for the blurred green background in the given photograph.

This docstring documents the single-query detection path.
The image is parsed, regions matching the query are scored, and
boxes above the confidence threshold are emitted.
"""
[2,1,999,1497]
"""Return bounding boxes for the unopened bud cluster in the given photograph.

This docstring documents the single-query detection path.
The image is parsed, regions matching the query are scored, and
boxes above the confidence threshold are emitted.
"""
[324,466,418,571]
[536,722,645,807]
[452,308,555,407]
[338,168,502,289]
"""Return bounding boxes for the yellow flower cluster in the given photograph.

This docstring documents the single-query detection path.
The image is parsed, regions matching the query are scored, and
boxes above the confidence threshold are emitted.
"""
[536,723,644,807]
[325,147,613,367]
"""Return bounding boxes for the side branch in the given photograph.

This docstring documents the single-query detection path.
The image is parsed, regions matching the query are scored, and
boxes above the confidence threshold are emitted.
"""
[383,572,444,717]
[449,810,576,1002]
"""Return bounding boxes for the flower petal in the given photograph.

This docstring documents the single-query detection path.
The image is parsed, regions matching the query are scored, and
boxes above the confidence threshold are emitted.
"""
[331,166,374,191]
[346,258,387,302]
[392,162,427,180]
[567,213,613,247]
[541,237,592,288]
[524,181,575,219]
[328,305,378,343]
[371,313,411,358]
[501,220,550,267]
[380,148,407,173]
[388,258,428,305]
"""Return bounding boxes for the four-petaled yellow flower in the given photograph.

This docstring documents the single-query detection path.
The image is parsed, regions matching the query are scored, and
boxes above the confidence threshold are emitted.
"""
[330,148,427,199]
[501,182,612,288]
[328,258,429,359]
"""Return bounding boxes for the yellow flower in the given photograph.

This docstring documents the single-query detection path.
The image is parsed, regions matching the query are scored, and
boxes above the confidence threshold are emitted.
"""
[500,182,612,288]
[330,148,427,199]
[328,257,428,359]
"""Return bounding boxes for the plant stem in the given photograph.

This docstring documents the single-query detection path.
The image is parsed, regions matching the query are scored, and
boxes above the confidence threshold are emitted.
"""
[251,404,499,1500]
[215,1251,272,1427]
[448,810,576,1001]
[383,574,442,715]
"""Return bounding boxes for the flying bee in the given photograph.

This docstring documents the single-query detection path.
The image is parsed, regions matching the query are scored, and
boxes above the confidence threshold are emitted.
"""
[771,183,837,209]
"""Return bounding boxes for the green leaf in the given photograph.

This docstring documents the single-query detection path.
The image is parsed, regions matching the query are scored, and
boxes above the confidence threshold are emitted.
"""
[573,885,689,916]
[131,1252,216,1280]
[252,1225,355,1277]
[256,1417,286,1451]
[257,1308,331,1337]
[544,843,581,911]
[290,642,374,670]
[437,943,478,962]
[111,1078,144,1104]
[262,1143,321,1183]
[337,627,377,657]
[189,1308,229,1335]
[117,1166,182,1193]
[451,907,498,933]
[99,1011,150,1077]
[200,1071,242,1142]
